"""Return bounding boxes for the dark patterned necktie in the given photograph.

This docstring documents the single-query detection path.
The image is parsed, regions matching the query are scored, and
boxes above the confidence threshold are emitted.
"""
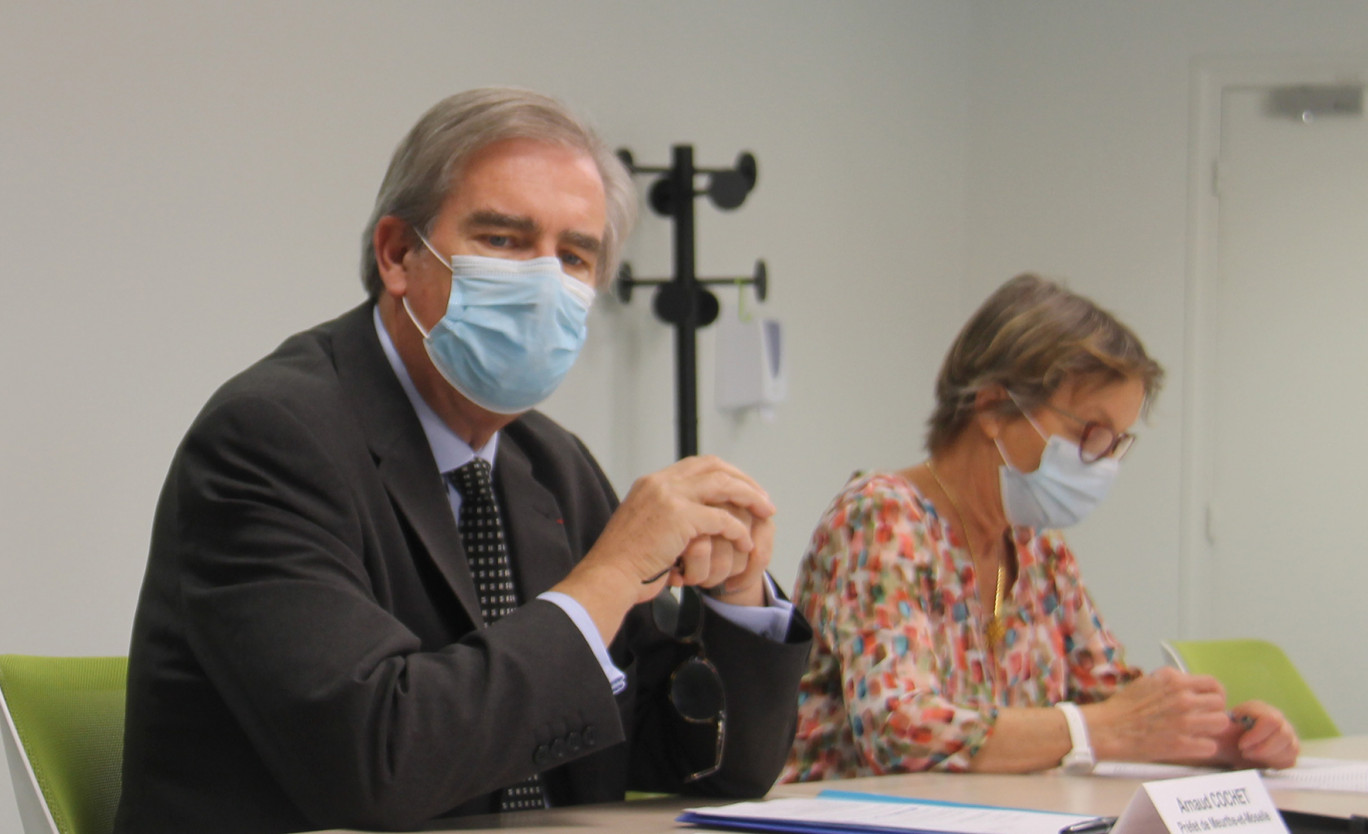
[448,458,547,812]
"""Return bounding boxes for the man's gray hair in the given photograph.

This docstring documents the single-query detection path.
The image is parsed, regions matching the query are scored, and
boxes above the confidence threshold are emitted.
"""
[360,87,637,298]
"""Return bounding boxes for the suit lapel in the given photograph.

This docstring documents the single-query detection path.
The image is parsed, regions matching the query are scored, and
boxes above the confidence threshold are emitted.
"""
[374,449,485,621]
[330,304,484,622]
[494,430,577,599]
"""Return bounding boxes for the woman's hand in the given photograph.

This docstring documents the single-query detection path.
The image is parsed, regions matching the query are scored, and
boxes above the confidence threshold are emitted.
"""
[1085,667,1231,763]
[1224,701,1299,770]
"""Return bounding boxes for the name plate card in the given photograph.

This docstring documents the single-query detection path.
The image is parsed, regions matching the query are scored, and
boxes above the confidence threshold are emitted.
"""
[1113,769,1289,834]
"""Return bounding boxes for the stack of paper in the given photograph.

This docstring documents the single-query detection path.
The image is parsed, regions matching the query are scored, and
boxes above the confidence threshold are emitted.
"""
[678,790,1101,834]
[1093,758,1368,794]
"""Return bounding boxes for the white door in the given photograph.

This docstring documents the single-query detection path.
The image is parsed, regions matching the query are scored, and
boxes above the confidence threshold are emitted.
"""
[1203,80,1368,733]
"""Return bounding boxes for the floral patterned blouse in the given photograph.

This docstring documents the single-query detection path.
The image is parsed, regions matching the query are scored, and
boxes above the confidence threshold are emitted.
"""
[780,471,1140,781]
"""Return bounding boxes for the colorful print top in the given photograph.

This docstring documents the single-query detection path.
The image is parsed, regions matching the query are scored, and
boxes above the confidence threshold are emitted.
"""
[780,471,1140,781]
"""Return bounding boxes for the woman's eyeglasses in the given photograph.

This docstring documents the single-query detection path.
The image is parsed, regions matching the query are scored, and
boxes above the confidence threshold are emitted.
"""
[1043,404,1137,464]
[651,587,725,782]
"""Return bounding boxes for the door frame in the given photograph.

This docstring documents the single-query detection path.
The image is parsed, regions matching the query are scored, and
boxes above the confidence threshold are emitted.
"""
[1180,55,1368,638]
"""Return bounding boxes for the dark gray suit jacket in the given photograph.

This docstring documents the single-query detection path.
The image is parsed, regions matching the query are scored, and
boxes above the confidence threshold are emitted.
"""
[115,303,811,834]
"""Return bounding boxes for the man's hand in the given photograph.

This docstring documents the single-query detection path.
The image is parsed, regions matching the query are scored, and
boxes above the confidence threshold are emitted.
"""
[668,505,772,608]
[553,455,775,641]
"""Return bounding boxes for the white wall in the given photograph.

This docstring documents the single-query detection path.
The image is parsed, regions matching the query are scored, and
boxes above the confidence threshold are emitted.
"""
[962,0,1368,714]
[0,0,971,647]
[0,4,970,831]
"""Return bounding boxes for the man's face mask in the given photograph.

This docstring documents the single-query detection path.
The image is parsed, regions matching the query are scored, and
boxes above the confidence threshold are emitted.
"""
[404,232,594,414]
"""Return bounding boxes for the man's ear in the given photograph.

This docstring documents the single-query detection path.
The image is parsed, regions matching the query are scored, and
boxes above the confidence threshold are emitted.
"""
[373,215,418,298]
[973,384,1011,440]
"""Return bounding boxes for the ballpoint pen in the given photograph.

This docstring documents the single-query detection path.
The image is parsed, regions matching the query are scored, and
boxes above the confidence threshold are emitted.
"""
[1059,816,1118,834]
[1229,711,1255,730]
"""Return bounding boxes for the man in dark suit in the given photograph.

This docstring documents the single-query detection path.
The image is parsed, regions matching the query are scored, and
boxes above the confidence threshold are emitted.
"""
[115,88,811,834]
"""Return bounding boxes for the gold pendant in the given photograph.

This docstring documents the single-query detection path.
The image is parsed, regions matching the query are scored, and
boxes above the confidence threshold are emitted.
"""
[986,617,1005,647]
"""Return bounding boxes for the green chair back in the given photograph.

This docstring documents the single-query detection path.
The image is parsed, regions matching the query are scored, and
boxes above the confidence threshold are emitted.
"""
[0,655,127,834]
[1160,638,1339,740]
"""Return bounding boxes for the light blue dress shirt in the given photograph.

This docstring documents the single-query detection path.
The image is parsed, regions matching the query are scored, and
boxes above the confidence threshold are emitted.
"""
[373,307,791,694]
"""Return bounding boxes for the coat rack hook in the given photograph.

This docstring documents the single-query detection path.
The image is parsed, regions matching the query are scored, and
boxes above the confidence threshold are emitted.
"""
[615,144,771,459]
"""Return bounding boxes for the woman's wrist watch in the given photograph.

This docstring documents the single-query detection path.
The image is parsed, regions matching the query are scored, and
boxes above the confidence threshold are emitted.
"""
[1056,701,1096,775]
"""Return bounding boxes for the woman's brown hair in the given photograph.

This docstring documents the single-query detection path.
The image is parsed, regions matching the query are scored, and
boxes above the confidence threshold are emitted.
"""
[926,273,1164,454]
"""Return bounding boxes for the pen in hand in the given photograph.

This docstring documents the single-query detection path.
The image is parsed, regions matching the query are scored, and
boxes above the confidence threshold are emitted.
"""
[1229,711,1255,730]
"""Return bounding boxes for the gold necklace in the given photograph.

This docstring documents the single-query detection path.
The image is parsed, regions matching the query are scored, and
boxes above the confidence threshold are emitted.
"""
[925,461,1007,647]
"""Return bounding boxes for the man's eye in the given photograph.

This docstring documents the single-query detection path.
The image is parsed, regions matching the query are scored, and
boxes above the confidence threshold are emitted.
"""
[486,235,513,248]
[560,252,587,269]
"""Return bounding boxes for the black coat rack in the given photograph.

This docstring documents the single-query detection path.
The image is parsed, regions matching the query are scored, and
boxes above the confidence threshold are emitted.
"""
[615,144,768,460]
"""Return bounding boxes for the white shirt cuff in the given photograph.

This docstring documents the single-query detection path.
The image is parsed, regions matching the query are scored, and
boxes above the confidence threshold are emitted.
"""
[699,573,794,643]
[540,573,793,696]
[539,590,628,694]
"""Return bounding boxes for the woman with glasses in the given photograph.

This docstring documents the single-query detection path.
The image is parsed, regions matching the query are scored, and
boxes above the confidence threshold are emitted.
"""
[780,274,1298,781]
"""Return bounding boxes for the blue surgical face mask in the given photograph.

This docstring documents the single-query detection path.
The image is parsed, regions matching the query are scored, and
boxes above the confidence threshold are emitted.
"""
[995,398,1119,529]
[404,234,594,414]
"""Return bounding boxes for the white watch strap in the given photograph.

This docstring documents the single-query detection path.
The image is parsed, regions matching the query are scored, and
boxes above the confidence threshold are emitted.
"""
[1056,701,1095,773]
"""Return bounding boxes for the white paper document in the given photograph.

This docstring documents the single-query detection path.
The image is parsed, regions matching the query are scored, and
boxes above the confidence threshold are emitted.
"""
[678,792,1100,834]
[1093,757,1368,794]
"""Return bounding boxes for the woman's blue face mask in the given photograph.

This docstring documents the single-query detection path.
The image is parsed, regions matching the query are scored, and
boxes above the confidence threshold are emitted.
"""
[995,394,1120,529]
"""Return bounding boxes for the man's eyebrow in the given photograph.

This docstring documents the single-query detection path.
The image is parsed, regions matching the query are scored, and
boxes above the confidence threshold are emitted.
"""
[561,229,602,255]
[464,209,601,254]
[465,209,538,233]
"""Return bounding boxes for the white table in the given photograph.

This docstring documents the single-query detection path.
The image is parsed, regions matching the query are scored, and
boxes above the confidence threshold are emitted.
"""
[317,735,1368,832]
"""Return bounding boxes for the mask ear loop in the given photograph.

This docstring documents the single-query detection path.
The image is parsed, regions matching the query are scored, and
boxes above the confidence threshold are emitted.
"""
[997,390,1049,473]
[401,297,432,339]
[1005,390,1050,441]
[993,436,1018,472]
[413,230,451,268]
[401,229,450,340]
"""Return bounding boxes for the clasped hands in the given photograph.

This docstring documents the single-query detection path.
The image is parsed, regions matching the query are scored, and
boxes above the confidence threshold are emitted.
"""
[1088,667,1300,770]
[600,455,774,608]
